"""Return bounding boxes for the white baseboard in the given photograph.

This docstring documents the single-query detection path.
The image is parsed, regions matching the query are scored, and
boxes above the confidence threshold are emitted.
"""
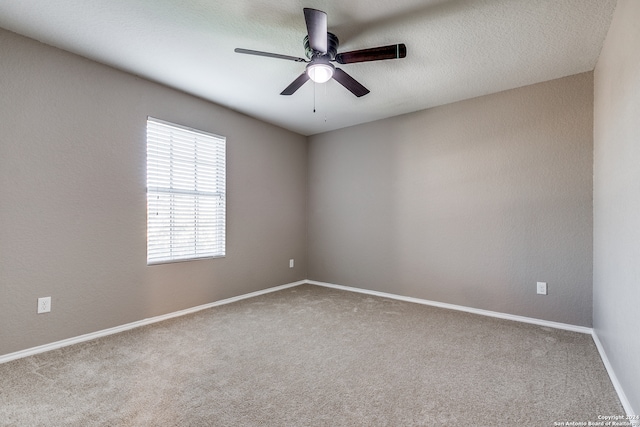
[592,331,639,425]
[307,280,640,420]
[3,277,634,423]
[1,279,591,366]
[306,280,593,334]
[0,280,306,365]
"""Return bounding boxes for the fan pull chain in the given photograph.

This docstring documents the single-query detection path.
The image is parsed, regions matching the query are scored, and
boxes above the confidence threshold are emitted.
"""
[324,82,327,122]
[313,81,316,113]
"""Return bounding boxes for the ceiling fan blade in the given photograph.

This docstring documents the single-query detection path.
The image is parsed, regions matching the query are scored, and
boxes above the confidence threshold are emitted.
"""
[335,44,407,64]
[234,48,307,63]
[332,68,370,97]
[303,8,328,54]
[280,73,311,96]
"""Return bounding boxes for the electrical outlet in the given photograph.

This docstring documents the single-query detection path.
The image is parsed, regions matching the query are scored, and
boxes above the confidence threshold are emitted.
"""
[289,259,294,268]
[37,297,51,314]
[536,282,547,295]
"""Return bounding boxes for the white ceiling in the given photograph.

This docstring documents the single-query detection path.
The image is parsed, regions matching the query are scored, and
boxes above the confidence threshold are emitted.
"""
[0,0,616,136]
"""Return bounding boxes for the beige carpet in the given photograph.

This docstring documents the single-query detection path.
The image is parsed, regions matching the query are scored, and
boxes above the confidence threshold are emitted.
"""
[0,284,624,426]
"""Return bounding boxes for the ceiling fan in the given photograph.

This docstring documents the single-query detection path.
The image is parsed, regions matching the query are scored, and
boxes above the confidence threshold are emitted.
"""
[235,8,407,97]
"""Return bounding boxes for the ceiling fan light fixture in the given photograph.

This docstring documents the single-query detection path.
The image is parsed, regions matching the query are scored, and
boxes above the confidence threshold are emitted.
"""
[306,61,334,83]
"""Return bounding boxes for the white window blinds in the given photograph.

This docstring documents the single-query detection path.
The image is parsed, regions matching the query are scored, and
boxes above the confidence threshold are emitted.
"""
[146,117,226,264]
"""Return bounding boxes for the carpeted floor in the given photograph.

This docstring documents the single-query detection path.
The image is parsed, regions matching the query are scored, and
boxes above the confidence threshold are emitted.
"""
[0,284,625,426]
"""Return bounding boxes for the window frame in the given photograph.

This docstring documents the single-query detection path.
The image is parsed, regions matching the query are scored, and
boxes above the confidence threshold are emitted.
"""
[146,117,226,265]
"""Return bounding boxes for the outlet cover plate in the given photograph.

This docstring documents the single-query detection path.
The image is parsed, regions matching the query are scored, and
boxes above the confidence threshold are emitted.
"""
[537,282,547,295]
[37,297,51,314]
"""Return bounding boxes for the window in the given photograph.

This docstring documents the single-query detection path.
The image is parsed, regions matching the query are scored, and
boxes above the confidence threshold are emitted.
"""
[146,117,226,264]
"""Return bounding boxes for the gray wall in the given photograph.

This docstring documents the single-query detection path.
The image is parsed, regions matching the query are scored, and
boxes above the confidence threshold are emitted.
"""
[1,9,625,381]
[308,73,594,326]
[594,0,640,414]
[0,28,307,356]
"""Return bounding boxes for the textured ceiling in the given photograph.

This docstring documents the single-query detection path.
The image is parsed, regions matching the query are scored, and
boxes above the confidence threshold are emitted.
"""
[0,0,616,135]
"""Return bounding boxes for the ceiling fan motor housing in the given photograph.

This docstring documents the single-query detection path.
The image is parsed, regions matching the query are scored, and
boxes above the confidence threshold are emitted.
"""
[304,32,339,60]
